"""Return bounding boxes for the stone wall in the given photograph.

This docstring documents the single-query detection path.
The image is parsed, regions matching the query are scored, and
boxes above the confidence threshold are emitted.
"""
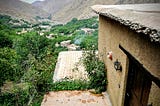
[98,15,160,106]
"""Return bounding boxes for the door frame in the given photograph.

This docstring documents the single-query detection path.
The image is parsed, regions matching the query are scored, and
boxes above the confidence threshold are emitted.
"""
[125,57,152,106]
[119,45,160,106]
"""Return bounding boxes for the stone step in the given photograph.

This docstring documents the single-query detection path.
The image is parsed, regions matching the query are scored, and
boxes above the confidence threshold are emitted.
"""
[41,91,111,106]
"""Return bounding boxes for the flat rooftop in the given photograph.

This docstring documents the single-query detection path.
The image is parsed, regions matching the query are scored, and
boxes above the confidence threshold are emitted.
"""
[53,51,88,82]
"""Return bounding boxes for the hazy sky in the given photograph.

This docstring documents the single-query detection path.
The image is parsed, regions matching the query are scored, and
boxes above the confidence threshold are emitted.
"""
[20,0,45,4]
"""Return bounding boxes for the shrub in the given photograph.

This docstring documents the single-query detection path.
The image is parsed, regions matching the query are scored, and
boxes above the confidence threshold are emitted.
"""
[0,48,21,87]
[0,82,30,106]
[81,46,107,93]
[52,80,90,91]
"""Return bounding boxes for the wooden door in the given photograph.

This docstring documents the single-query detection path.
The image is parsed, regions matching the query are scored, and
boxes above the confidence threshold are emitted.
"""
[125,60,152,106]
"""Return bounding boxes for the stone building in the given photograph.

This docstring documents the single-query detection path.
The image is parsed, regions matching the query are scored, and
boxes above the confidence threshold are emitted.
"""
[92,4,160,106]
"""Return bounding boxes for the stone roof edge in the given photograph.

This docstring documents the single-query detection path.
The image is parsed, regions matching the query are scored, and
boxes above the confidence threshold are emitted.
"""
[92,7,160,44]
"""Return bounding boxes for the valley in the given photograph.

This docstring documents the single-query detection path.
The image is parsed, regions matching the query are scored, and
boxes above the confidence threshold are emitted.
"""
[0,14,99,105]
[0,0,160,105]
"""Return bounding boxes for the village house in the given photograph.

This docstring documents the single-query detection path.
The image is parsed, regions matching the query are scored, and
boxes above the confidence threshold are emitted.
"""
[92,4,160,106]
[81,28,95,35]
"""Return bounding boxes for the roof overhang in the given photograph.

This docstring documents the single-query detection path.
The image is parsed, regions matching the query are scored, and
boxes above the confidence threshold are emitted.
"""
[91,4,160,44]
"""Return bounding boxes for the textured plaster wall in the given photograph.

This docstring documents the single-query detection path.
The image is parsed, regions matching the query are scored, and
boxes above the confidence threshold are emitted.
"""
[148,82,160,106]
[98,15,160,106]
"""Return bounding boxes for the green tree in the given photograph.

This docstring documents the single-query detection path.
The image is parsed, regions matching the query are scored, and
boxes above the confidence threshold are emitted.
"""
[0,48,21,86]
[0,32,13,48]
[14,32,49,60]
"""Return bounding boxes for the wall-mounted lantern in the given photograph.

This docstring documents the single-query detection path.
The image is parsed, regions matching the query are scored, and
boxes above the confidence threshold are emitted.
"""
[114,59,122,71]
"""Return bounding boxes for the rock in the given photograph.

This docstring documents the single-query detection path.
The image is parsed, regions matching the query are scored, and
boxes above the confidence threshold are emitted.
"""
[55,43,60,47]
[67,44,80,51]
[60,40,71,47]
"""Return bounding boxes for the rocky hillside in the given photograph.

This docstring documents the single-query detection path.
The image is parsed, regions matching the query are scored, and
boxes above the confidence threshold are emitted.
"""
[1,0,159,23]
[51,0,116,23]
[0,0,49,22]
[33,0,160,23]
[32,0,72,14]
[118,0,160,4]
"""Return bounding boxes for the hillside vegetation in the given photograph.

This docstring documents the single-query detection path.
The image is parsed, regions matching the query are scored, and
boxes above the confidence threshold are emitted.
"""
[0,14,99,105]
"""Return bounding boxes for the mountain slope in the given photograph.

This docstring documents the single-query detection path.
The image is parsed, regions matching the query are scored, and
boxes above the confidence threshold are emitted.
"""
[32,0,72,14]
[52,0,160,23]
[51,0,116,23]
[0,0,49,22]
[118,0,160,4]
[33,0,160,23]
[2,0,158,23]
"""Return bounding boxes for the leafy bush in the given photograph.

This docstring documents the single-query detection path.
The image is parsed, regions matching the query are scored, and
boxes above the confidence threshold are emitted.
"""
[52,80,90,91]
[81,46,107,93]
[0,48,21,86]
